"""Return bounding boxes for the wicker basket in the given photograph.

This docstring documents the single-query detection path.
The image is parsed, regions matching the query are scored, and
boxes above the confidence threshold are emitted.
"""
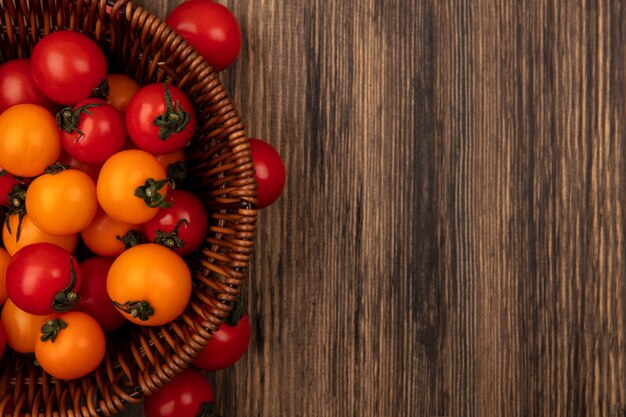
[0,0,257,415]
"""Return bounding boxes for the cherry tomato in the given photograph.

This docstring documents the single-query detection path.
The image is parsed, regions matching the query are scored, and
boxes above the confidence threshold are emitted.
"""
[155,150,187,188]
[155,150,186,171]
[0,169,23,206]
[0,321,5,360]
[143,190,208,256]
[1,299,54,353]
[58,98,126,164]
[166,0,241,71]
[193,312,250,370]
[143,368,215,417]
[107,244,191,326]
[34,311,105,380]
[5,243,83,316]
[97,150,170,224]
[125,83,197,154]
[2,213,79,256]
[249,138,286,209]
[105,74,140,113]
[31,31,107,105]
[0,248,10,305]
[0,58,53,112]
[26,168,98,236]
[75,257,126,332]
[57,152,102,182]
[81,207,142,257]
[0,104,61,177]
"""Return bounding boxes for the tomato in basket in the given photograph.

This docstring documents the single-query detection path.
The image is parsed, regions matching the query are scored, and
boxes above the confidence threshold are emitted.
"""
[0,58,53,112]
[143,368,216,417]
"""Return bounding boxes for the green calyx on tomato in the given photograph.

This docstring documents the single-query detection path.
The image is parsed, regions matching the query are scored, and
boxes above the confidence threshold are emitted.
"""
[52,258,81,313]
[40,318,68,343]
[116,229,144,249]
[135,178,171,208]
[197,402,222,417]
[4,184,27,241]
[89,78,110,100]
[56,102,107,142]
[44,163,70,175]
[112,299,155,321]
[167,161,187,189]
[153,83,191,141]
[153,218,188,249]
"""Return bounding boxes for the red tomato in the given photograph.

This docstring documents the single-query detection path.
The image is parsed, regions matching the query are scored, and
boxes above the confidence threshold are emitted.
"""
[166,0,241,71]
[0,58,53,112]
[5,243,83,316]
[143,368,215,417]
[0,321,6,360]
[193,312,250,370]
[143,190,208,256]
[125,83,197,154]
[75,257,126,332]
[31,31,107,105]
[58,98,126,164]
[57,152,102,182]
[249,138,286,209]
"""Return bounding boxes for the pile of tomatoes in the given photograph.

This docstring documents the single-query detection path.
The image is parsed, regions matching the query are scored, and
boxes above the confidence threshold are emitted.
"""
[0,1,285,416]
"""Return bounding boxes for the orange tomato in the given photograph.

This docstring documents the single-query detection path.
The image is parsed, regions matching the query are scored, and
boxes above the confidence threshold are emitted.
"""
[34,311,105,380]
[2,213,78,256]
[107,243,191,326]
[26,169,98,236]
[81,207,142,257]
[1,299,54,353]
[106,74,140,113]
[155,149,186,171]
[0,104,61,177]
[0,248,9,304]
[97,150,169,224]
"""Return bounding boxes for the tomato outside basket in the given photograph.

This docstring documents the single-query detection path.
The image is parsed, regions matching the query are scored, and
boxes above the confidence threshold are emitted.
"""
[0,1,257,416]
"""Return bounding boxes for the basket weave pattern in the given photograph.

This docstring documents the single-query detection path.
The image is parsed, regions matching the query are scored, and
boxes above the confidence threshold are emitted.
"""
[0,1,257,416]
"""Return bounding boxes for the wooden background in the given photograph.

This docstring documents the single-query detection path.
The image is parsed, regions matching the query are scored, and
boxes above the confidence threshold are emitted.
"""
[125,0,626,416]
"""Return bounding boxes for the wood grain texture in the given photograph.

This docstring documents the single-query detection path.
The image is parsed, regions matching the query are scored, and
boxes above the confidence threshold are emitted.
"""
[121,0,626,416]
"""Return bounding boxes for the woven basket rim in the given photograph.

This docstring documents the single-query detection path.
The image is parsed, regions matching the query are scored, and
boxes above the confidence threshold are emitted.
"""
[0,1,257,416]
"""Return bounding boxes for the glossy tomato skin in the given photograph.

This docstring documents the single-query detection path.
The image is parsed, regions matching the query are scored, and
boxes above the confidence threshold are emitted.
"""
[105,74,140,113]
[1,299,54,353]
[75,257,126,332]
[125,83,197,154]
[143,190,208,256]
[34,311,106,380]
[81,207,142,257]
[0,58,53,112]
[0,104,61,177]
[249,138,286,209]
[5,243,83,316]
[0,248,10,305]
[31,30,107,105]
[59,98,127,164]
[107,243,191,326]
[97,150,169,224]
[166,0,241,71]
[193,313,250,370]
[26,169,98,236]
[2,213,79,256]
[143,368,214,417]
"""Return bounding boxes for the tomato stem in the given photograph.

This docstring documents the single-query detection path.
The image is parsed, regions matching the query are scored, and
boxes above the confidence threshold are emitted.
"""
[45,163,70,175]
[40,318,68,343]
[56,102,106,142]
[153,218,188,249]
[112,300,155,321]
[135,178,172,208]
[167,161,187,189]
[4,184,27,241]
[52,258,81,313]
[116,229,144,249]
[89,78,110,100]
[153,83,191,141]
[196,402,222,417]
